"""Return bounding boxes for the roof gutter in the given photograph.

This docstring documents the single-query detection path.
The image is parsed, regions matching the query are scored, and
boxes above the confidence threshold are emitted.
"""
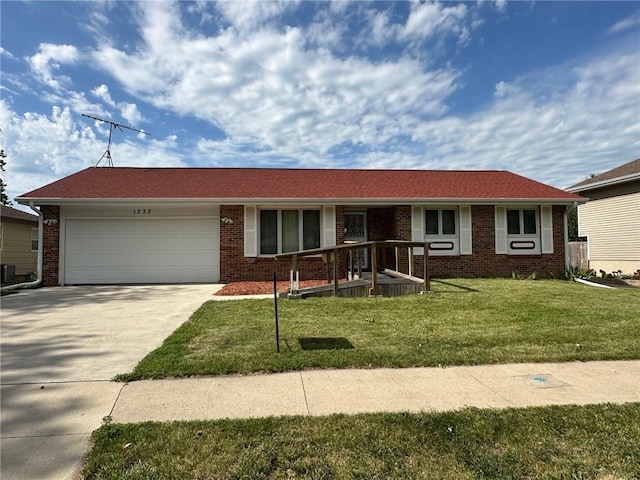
[1,202,43,293]
[16,197,586,207]
[566,172,640,193]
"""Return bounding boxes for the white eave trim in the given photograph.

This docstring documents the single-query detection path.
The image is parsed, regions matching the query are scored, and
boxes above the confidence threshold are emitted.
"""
[16,197,583,206]
[566,172,640,193]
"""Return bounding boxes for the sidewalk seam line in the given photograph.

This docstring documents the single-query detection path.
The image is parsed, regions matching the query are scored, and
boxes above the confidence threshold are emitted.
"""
[466,373,514,406]
[108,383,127,418]
[299,373,310,415]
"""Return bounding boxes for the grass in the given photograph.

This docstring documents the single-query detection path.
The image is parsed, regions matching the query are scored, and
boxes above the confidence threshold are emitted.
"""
[119,279,640,380]
[83,403,640,479]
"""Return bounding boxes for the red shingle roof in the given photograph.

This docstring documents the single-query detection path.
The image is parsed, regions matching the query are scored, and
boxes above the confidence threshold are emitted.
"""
[18,167,583,202]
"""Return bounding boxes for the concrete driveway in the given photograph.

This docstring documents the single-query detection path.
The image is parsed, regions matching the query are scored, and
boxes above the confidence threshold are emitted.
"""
[1,284,219,480]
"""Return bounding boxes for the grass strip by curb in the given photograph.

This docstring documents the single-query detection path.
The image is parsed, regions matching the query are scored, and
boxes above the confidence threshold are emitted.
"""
[84,402,640,479]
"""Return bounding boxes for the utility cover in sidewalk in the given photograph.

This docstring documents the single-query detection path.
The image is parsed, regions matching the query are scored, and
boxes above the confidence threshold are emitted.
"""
[518,374,571,389]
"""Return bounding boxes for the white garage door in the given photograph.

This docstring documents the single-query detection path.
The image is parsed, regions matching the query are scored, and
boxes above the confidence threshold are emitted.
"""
[64,218,219,284]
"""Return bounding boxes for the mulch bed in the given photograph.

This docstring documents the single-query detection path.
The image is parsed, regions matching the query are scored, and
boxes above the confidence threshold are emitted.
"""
[215,280,330,296]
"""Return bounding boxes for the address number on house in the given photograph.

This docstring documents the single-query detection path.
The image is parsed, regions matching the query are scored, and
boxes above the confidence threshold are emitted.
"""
[133,209,152,215]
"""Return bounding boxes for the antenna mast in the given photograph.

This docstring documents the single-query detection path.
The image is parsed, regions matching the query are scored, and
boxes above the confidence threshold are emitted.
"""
[82,113,150,167]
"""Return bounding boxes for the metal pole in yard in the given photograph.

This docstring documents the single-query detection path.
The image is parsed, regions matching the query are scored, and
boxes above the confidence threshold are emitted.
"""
[273,272,280,353]
[423,242,430,293]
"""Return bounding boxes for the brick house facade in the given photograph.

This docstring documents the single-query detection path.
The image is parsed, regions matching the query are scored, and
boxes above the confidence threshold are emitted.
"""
[18,167,582,286]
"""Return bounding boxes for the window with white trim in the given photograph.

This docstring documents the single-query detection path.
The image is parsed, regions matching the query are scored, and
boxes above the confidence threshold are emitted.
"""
[31,227,39,252]
[424,208,459,255]
[507,209,537,235]
[259,209,321,255]
[506,208,540,254]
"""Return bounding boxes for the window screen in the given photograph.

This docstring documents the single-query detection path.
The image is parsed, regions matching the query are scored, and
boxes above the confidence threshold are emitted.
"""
[442,210,456,235]
[425,210,439,235]
[507,210,521,235]
[523,209,537,234]
[281,210,299,253]
[303,210,321,250]
[260,210,278,255]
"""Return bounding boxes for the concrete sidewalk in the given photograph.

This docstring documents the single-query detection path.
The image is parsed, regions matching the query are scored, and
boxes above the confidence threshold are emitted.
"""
[111,360,640,423]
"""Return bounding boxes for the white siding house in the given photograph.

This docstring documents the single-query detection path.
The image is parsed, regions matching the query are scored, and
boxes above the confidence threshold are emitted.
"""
[567,159,640,275]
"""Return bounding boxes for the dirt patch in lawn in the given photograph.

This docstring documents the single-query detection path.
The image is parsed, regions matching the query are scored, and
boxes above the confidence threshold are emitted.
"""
[215,280,330,296]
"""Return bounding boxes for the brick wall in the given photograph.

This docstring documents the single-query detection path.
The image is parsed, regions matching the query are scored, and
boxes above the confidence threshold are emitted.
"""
[219,205,346,282]
[391,205,566,279]
[41,205,60,286]
[220,204,566,282]
[44,203,566,286]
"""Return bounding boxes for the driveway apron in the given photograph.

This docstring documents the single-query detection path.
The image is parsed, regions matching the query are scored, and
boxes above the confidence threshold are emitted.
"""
[1,284,218,480]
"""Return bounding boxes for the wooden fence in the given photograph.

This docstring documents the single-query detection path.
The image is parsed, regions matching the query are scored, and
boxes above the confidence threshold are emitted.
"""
[568,241,588,270]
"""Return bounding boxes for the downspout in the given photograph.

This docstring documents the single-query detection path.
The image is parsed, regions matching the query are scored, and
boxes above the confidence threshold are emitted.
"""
[1,202,43,292]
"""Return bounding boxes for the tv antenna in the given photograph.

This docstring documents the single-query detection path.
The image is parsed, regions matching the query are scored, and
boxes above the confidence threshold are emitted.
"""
[82,113,150,167]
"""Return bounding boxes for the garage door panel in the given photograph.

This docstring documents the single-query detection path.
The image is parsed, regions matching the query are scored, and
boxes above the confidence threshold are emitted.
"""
[65,219,219,284]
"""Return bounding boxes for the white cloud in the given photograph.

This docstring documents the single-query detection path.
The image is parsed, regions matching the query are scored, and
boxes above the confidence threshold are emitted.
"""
[215,0,299,32]
[369,11,396,46]
[607,13,640,35]
[1,47,16,60]
[402,1,468,41]
[92,6,460,158]
[90,84,142,126]
[28,43,80,90]
[119,103,142,126]
[410,52,640,187]
[494,0,507,13]
[0,101,179,202]
[92,84,116,107]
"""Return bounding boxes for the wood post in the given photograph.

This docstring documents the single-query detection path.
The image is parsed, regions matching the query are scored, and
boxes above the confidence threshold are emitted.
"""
[290,254,298,294]
[333,248,339,297]
[423,242,430,293]
[370,243,378,296]
[395,246,399,273]
[408,247,413,277]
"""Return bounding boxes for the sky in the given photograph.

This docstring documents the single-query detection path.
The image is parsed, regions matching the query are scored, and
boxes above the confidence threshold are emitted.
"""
[1,1,639,208]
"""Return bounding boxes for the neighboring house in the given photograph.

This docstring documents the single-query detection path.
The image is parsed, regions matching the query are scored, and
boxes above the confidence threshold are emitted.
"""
[16,167,584,286]
[0,205,39,281]
[566,158,640,275]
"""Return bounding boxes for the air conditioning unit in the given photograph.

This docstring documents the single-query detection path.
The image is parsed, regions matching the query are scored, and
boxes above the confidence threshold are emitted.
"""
[1,264,16,283]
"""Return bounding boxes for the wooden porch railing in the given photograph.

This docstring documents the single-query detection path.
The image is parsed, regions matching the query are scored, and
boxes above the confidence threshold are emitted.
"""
[275,240,431,297]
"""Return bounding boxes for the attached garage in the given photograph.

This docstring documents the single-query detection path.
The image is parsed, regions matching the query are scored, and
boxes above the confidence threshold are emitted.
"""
[63,217,219,284]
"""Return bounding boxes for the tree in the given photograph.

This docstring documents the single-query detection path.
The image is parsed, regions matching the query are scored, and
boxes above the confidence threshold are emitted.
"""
[0,148,10,206]
[567,204,578,241]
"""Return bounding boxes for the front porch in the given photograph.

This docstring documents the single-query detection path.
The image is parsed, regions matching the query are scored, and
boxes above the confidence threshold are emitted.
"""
[276,240,431,298]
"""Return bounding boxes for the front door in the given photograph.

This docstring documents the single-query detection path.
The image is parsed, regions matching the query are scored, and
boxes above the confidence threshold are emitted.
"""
[344,212,368,269]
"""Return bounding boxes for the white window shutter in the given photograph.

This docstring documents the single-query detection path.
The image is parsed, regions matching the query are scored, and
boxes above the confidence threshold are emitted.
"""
[322,206,336,247]
[495,206,507,254]
[541,205,554,254]
[411,206,424,255]
[244,205,258,257]
[459,206,472,255]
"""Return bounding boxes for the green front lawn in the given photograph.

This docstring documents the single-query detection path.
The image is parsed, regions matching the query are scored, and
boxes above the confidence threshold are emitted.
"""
[84,403,640,479]
[120,279,639,380]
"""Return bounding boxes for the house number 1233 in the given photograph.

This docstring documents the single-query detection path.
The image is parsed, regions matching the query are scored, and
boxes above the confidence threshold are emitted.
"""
[133,209,151,215]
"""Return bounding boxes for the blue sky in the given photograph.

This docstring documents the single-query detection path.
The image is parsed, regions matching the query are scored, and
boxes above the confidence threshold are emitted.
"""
[1,1,639,206]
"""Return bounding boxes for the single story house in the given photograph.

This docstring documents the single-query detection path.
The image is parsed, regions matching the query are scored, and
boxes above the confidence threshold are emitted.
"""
[0,205,39,281]
[566,158,640,275]
[16,167,584,286]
